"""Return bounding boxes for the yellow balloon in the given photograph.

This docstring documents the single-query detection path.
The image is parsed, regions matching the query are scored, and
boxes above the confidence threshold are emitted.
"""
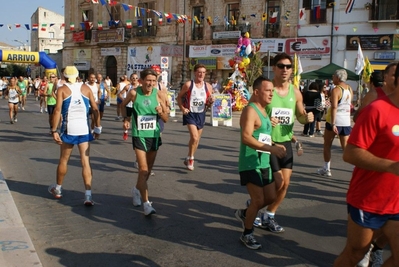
[239,62,245,69]
[242,57,250,66]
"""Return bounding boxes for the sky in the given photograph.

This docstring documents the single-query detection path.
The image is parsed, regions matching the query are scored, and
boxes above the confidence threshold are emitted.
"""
[0,0,64,47]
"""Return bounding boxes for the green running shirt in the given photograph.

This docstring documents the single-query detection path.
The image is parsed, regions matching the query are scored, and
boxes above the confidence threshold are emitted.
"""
[131,87,160,138]
[239,103,272,172]
[47,83,56,105]
[266,84,296,142]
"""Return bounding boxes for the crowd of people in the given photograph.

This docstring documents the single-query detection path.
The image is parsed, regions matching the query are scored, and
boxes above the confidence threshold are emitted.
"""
[2,54,398,266]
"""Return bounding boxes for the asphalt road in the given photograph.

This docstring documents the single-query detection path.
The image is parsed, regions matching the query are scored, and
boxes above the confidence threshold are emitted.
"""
[0,95,358,267]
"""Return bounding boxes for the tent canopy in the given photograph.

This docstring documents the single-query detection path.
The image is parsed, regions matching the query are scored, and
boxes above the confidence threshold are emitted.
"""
[301,63,360,81]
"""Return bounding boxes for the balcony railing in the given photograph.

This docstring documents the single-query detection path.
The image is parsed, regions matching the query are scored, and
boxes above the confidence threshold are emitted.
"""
[367,2,399,21]
[125,25,157,39]
[211,24,251,34]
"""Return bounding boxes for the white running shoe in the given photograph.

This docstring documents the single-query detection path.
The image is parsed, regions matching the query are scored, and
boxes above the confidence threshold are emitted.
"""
[143,201,156,216]
[45,108,48,113]
[317,168,332,177]
[84,195,94,206]
[132,187,142,207]
[184,158,194,171]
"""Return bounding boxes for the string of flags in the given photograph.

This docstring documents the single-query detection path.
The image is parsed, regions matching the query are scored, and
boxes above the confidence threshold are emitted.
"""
[0,23,65,31]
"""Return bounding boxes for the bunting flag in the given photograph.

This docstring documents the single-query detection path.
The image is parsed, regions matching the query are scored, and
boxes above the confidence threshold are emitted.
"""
[15,23,21,28]
[60,23,65,29]
[299,8,306,20]
[269,12,278,24]
[284,11,291,20]
[335,26,339,31]
[41,23,47,31]
[261,13,267,21]
[362,57,373,83]
[108,0,117,6]
[206,16,212,25]
[355,44,365,75]
[7,24,12,31]
[152,10,162,17]
[250,14,256,18]
[24,24,30,30]
[80,22,86,30]
[314,5,321,20]
[0,24,3,28]
[194,16,200,24]
[345,0,355,14]
[50,23,55,27]
[137,19,142,27]
[122,3,132,11]
[99,0,106,5]
[158,16,163,25]
[241,15,246,21]
[82,12,89,21]
[70,22,75,31]
[98,21,103,30]
[32,24,38,31]
[91,0,99,3]
[126,19,132,28]
[135,7,140,17]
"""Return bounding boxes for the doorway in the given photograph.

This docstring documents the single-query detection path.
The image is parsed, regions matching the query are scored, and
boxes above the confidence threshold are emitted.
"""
[106,56,117,86]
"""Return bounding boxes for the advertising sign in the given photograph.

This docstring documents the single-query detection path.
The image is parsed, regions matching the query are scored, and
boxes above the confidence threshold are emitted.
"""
[101,47,121,56]
[167,90,176,117]
[126,46,162,76]
[285,37,331,58]
[211,94,232,122]
[92,28,125,43]
[346,34,394,50]
[73,48,91,60]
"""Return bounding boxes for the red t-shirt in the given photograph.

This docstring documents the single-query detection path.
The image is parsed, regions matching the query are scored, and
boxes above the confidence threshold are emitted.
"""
[347,95,399,214]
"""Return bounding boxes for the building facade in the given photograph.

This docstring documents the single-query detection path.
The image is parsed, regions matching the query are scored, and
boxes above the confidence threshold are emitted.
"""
[62,0,301,86]
[30,7,65,77]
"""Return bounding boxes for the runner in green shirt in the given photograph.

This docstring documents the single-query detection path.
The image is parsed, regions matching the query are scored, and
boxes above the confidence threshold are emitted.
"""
[17,76,28,110]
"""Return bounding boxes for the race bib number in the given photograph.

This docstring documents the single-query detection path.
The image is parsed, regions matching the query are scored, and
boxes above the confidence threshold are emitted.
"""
[256,133,272,154]
[272,107,293,125]
[137,115,156,131]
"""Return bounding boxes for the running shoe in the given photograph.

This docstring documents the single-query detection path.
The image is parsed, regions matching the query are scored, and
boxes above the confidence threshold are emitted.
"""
[22,107,25,110]
[13,117,17,123]
[370,249,383,267]
[357,244,372,267]
[40,107,43,113]
[84,195,94,206]
[245,199,262,227]
[316,130,324,136]
[10,120,14,124]
[263,217,285,233]
[184,159,194,171]
[132,187,142,207]
[48,184,62,199]
[45,108,48,113]
[317,168,332,177]
[240,233,262,250]
[295,141,303,156]
[308,134,314,137]
[143,201,156,216]
[234,209,246,229]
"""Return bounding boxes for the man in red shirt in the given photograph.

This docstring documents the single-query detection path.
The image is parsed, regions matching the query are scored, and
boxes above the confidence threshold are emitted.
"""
[334,62,399,266]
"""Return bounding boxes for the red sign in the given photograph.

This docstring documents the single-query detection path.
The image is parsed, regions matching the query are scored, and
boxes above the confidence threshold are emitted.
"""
[73,31,85,43]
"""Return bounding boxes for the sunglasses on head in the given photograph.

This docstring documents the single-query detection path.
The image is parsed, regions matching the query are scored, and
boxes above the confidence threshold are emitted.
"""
[276,63,292,69]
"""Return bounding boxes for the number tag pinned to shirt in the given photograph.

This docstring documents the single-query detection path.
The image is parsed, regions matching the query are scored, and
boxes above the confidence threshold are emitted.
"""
[256,133,272,154]
[137,115,156,130]
[271,108,293,125]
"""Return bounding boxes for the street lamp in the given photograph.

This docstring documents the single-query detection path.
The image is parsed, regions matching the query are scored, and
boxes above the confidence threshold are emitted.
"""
[180,0,187,89]
[13,40,26,51]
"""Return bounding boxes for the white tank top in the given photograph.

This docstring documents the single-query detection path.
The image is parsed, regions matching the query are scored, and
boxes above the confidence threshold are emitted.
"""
[8,88,19,103]
[189,82,207,113]
[87,83,99,102]
[335,86,352,127]
[62,83,90,135]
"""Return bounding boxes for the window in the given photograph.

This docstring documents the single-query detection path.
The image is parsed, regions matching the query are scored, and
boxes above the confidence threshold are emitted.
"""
[227,3,240,30]
[138,2,156,27]
[110,4,121,21]
[49,32,54,39]
[303,0,329,24]
[372,0,398,20]
[265,0,280,37]
[192,6,204,40]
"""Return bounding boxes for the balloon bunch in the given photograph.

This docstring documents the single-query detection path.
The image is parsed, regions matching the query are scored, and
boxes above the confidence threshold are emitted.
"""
[228,32,252,75]
[221,76,250,111]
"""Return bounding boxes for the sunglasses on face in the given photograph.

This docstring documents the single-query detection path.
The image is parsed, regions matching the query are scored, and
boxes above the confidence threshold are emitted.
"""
[50,76,56,78]
[276,63,292,69]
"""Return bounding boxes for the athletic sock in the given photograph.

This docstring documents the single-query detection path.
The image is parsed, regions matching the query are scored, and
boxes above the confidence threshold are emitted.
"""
[56,184,62,191]
[243,228,253,236]
[85,190,92,196]
[324,161,331,170]
[266,211,275,219]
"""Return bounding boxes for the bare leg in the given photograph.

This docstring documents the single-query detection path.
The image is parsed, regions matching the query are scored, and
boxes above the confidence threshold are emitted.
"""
[77,142,92,190]
[135,149,157,202]
[323,129,335,162]
[267,168,292,213]
[56,143,74,185]
[187,124,203,158]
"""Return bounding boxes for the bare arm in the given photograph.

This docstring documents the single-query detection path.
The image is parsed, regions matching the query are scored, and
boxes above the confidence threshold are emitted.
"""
[240,106,286,157]
[177,81,190,115]
[329,87,340,127]
[294,87,313,124]
[156,90,169,123]
[51,86,66,144]
[343,143,399,175]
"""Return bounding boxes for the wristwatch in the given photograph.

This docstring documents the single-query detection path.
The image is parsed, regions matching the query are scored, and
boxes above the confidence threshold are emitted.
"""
[50,129,57,133]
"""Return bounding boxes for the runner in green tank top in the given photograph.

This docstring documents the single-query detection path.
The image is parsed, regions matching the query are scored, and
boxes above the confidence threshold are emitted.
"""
[121,68,169,217]
[47,75,57,133]
[234,77,286,250]
[255,53,314,233]
[17,76,27,110]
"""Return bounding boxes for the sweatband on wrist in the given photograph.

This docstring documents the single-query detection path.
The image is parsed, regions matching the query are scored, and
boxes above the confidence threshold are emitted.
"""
[93,126,102,134]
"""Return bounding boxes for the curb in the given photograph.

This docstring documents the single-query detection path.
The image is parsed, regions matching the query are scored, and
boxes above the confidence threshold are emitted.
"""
[0,170,42,267]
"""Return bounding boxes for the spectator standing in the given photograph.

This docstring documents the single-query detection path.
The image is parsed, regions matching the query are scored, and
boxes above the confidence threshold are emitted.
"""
[302,82,322,137]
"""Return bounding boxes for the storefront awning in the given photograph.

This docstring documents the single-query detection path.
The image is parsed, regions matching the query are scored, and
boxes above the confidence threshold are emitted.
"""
[369,61,391,71]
